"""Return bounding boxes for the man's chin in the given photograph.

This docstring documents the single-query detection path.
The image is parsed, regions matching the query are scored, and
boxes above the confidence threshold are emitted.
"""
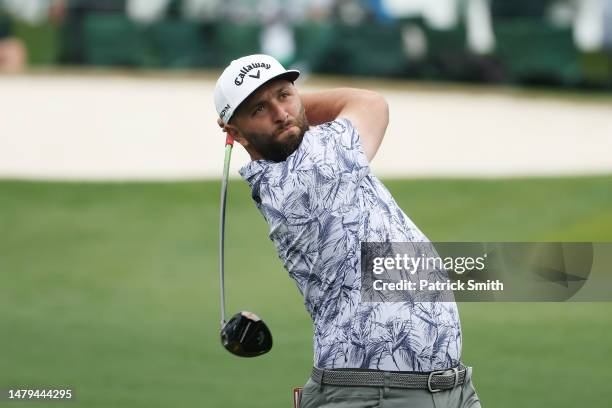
[287,129,306,150]
[250,123,307,162]
[271,134,304,162]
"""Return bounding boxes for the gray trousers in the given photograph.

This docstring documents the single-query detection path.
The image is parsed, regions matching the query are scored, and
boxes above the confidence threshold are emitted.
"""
[300,366,481,408]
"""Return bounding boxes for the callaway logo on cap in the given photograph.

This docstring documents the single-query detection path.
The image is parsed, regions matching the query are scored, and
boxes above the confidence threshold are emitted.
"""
[214,54,300,124]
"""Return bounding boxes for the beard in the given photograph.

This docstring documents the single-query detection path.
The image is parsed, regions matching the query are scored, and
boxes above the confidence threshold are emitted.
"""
[241,106,310,162]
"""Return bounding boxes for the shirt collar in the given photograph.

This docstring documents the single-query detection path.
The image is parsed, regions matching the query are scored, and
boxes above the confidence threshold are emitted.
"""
[238,160,271,183]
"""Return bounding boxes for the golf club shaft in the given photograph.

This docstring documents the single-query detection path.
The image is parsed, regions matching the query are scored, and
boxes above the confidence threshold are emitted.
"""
[219,135,234,328]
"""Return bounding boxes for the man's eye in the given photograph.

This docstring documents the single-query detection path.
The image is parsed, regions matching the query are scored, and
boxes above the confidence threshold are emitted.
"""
[253,105,264,115]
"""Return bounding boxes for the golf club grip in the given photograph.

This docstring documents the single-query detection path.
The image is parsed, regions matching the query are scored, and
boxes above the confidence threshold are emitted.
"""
[219,142,233,328]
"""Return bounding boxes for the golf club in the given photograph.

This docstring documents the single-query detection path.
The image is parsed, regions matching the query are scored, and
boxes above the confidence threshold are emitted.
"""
[219,133,273,358]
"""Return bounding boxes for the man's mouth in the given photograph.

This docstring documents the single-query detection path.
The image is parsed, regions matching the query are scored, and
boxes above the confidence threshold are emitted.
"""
[277,124,294,136]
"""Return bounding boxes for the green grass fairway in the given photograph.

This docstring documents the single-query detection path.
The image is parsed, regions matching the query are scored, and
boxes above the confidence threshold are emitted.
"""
[2,176,612,407]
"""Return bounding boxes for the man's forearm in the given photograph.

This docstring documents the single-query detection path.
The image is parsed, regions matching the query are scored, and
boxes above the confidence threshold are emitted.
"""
[300,87,389,161]
[300,88,380,126]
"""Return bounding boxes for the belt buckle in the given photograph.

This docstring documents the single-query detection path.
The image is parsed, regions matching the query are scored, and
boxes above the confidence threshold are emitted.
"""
[427,370,446,393]
[452,366,460,388]
[427,366,461,393]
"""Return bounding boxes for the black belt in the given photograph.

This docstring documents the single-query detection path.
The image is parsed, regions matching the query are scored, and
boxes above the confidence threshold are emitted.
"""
[311,363,467,393]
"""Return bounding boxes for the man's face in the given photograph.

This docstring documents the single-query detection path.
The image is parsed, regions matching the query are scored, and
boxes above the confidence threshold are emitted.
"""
[229,79,309,162]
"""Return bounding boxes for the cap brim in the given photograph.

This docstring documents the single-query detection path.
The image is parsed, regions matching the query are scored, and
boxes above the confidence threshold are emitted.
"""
[251,70,301,95]
[275,70,300,83]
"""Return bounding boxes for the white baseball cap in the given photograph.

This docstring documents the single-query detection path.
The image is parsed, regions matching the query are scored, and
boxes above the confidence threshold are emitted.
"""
[214,54,300,124]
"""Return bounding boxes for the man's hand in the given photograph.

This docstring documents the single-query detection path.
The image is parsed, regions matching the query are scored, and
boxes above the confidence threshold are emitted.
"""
[300,88,389,162]
[218,117,236,137]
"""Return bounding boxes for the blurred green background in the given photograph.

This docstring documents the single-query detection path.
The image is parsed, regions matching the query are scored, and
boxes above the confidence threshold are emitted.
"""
[2,176,612,407]
[3,0,612,88]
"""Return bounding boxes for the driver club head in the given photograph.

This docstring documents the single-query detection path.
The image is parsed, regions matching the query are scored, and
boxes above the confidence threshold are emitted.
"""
[220,311,273,357]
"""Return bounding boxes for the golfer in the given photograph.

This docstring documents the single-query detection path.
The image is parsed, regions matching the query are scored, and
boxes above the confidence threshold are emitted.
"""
[214,54,481,408]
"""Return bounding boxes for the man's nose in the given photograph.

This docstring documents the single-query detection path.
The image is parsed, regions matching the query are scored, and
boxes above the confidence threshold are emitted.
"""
[270,101,288,123]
